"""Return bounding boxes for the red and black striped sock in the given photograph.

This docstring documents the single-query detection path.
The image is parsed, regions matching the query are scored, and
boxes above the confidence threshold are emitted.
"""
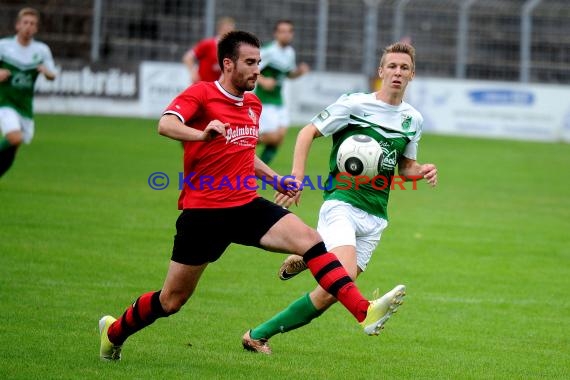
[303,242,369,322]
[107,290,170,345]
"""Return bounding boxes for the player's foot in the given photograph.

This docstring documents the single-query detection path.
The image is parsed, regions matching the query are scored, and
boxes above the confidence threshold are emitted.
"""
[361,284,406,335]
[99,315,122,361]
[242,330,272,355]
[278,255,307,280]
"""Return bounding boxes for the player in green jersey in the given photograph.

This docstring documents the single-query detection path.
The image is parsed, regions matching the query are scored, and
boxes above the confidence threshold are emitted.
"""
[243,42,438,354]
[255,20,309,164]
[0,8,56,178]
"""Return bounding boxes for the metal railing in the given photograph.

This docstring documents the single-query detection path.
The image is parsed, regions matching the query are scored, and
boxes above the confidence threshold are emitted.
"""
[0,0,568,84]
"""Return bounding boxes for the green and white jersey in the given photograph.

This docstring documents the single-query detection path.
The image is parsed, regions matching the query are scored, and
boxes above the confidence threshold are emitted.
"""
[254,41,296,106]
[312,92,423,220]
[0,36,55,119]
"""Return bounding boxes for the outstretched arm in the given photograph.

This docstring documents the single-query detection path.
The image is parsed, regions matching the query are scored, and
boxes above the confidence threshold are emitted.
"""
[291,123,322,180]
[275,123,322,207]
[254,156,300,198]
[398,157,438,187]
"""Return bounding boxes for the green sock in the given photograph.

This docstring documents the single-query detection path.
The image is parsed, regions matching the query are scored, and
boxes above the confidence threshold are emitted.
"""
[250,293,323,340]
[0,137,11,152]
[260,144,278,164]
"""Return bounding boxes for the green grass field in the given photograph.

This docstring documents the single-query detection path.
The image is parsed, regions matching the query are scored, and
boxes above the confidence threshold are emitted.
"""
[1,114,569,379]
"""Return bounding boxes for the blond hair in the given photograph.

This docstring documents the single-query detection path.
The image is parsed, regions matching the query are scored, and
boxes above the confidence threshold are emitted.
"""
[216,17,236,32]
[17,7,40,21]
[379,42,416,70]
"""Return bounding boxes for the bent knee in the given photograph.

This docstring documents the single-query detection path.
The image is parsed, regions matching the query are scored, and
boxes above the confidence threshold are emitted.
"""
[302,228,323,248]
[159,293,190,314]
[285,224,323,256]
[161,299,184,314]
[319,292,337,305]
[311,290,338,310]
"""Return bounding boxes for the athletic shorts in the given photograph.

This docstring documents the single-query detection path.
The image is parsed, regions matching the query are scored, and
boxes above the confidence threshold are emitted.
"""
[317,200,388,271]
[172,197,290,265]
[0,107,34,143]
[259,104,289,134]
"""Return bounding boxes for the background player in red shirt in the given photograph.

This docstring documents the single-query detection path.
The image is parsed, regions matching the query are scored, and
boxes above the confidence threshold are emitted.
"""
[182,17,235,83]
[98,31,400,361]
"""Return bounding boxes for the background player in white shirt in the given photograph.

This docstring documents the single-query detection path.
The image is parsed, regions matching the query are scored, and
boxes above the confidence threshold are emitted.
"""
[255,20,309,164]
[0,7,56,178]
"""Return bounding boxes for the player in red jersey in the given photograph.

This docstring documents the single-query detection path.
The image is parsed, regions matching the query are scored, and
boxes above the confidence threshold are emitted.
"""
[183,17,235,83]
[98,31,396,361]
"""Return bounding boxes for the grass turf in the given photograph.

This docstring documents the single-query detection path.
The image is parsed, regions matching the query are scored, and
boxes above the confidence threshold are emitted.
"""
[0,114,569,379]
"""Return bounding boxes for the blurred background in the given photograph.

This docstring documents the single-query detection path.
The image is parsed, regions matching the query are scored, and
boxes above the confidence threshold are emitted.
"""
[1,0,569,141]
[2,0,568,81]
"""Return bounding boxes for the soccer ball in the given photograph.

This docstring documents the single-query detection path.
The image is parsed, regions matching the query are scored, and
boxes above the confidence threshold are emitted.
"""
[336,134,383,178]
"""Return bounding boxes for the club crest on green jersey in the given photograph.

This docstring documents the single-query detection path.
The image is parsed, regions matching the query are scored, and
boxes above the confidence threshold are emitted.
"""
[401,114,412,131]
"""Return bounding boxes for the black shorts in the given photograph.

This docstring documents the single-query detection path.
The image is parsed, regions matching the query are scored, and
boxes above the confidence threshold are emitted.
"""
[171,197,290,265]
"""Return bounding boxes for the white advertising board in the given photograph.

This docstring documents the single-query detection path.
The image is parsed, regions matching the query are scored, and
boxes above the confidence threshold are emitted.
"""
[33,63,570,143]
[285,71,369,125]
[35,61,190,118]
[139,62,190,118]
[35,64,141,116]
[407,78,570,142]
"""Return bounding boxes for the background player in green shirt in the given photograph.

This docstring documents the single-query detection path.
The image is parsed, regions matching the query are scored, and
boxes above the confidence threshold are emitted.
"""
[243,42,438,354]
[255,20,309,164]
[0,7,56,178]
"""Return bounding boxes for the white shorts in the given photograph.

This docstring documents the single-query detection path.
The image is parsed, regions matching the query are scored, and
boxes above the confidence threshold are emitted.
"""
[317,200,388,271]
[259,104,289,134]
[0,107,34,144]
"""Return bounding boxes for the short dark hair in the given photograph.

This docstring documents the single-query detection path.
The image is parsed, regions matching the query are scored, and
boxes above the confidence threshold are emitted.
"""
[274,19,293,32]
[218,30,260,70]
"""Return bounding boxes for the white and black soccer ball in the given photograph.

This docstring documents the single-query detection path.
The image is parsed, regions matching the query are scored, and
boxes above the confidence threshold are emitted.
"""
[336,134,383,178]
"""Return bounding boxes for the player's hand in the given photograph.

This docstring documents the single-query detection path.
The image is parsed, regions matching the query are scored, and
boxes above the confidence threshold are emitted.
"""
[259,77,277,91]
[275,191,302,209]
[37,65,56,80]
[0,69,11,82]
[202,120,228,141]
[298,62,310,75]
[37,65,53,77]
[420,163,438,187]
[275,176,302,198]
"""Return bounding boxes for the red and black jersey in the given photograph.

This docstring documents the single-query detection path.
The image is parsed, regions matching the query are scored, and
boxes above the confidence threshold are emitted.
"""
[164,81,262,209]
[192,37,221,82]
